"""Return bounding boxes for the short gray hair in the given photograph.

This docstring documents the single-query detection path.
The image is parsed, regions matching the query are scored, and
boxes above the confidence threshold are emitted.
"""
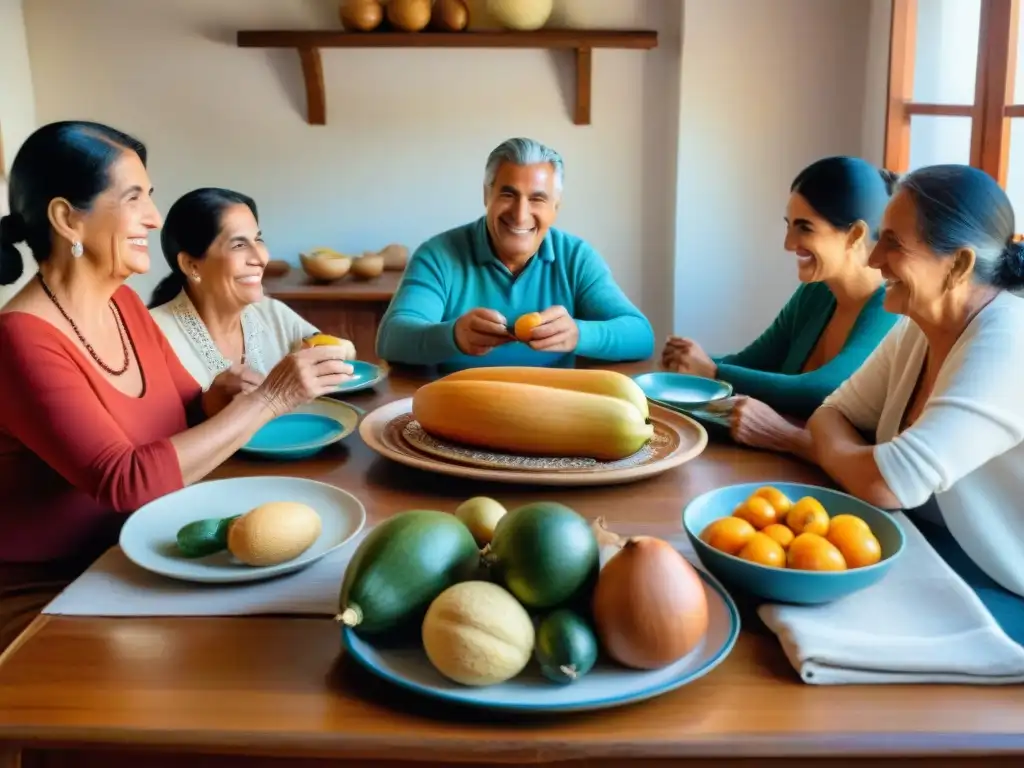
[484,138,564,193]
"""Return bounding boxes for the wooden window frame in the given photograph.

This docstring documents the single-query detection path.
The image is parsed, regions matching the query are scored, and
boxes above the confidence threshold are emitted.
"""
[884,0,1020,184]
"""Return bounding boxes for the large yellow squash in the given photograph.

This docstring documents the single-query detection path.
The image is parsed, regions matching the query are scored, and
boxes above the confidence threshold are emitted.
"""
[439,366,650,420]
[411,380,654,461]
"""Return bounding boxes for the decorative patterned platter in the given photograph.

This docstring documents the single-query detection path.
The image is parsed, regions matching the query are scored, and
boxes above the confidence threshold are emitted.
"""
[399,414,679,473]
[341,565,740,713]
[358,397,708,486]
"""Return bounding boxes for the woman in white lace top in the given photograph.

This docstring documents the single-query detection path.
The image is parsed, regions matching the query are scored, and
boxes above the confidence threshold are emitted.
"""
[148,188,356,391]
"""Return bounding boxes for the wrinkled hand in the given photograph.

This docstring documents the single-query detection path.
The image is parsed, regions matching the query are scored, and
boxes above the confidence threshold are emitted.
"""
[255,346,354,417]
[211,363,265,397]
[528,305,579,353]
[454,307,512,356]
[711,396,790,450]
[661,336,717,379]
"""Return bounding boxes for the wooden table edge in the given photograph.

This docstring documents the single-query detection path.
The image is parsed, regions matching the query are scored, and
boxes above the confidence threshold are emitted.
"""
[0,726,1021,761]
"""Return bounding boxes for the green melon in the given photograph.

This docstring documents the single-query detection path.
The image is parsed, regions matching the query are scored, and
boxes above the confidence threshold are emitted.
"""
[486,501,598,609]
[338,510,480,636]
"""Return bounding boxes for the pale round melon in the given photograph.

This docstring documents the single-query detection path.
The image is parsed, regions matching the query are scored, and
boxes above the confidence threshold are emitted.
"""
[421,581,534,686]
[227,501,323,567]
[486,0,552,31]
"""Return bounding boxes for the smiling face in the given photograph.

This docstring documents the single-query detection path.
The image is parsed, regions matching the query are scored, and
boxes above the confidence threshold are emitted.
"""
[180,203,268,311]
[783,192,863,283]
[868,189,972,320]
[71,150,162,278]
[484,161,560,266]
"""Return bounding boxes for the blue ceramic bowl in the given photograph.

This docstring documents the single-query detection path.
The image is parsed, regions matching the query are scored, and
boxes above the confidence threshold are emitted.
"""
[632,372,732,408]
[683,482,905,605]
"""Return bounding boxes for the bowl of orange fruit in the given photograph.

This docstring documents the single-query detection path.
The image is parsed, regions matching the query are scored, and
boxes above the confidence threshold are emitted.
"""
[683,482,905,604]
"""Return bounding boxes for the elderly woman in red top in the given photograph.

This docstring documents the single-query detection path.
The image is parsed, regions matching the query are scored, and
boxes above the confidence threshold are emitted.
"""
[0,121,352,648]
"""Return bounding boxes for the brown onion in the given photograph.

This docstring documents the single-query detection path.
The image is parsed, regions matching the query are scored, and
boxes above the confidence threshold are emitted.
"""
[592,536,709,670]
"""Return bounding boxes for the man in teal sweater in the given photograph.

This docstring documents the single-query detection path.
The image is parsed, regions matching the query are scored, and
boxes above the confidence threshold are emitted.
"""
[375,138,655,371]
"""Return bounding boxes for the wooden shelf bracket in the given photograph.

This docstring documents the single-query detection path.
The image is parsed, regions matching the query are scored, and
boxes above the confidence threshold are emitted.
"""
[237,29,658,127]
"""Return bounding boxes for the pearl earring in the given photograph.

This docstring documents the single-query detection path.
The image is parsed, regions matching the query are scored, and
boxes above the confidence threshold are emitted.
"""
[191,272,201,283]
[71,241,84,258]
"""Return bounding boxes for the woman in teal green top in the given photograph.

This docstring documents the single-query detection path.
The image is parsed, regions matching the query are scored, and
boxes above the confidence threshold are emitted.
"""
[663,156,900,459]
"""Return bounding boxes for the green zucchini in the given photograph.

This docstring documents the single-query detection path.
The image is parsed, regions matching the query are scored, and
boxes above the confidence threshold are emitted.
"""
[337,510,480,636]
[175,515,240,558]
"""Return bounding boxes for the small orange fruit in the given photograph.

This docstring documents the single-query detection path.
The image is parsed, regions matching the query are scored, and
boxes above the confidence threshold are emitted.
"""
[827,525,882,569]
[732,496,778,529]
[751,486,793,515]
[303,333,344,347]
[787,533,847,571]
[786,497,830,536]
[513,312,543,342]
[829,514,871,536]
[700,517,756,556]
[737,532,786,568]
[761,523,795,550]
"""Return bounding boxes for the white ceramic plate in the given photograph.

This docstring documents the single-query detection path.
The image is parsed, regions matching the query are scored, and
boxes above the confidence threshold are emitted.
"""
[119,476,366,584]
[342,569,740,713]
[358,398,708,487]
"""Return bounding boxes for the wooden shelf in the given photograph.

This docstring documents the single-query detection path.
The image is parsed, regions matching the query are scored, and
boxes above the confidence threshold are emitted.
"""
[235,29,659,126]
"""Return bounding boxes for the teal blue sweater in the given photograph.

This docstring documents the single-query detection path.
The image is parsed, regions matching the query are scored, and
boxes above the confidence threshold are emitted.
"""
[712,282,898,419]
[375,217,655,370]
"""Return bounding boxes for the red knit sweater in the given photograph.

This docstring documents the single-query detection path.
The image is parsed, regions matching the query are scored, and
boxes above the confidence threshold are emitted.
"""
[0,286,202,567]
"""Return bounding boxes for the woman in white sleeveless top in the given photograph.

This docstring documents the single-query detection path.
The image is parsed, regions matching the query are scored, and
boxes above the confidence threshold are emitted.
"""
[808,165,1024,646]
[149,188,355,392]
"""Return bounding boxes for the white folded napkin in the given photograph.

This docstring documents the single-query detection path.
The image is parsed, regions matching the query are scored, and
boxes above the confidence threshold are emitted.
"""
[758,512,1024,685]
[43,530,370,617]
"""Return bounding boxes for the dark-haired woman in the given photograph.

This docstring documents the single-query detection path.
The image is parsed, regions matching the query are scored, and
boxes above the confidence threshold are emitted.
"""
[809,164,1024,642]
[149,188,356,391]
[662,156,900,458]
[0,121,353,649]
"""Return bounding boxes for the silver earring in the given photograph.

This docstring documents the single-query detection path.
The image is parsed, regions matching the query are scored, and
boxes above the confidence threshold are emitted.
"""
[71,241,84,258]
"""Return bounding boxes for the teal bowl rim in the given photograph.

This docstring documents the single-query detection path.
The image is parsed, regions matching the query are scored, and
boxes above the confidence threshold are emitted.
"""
[682,481,907,578]
[631,371,735,408]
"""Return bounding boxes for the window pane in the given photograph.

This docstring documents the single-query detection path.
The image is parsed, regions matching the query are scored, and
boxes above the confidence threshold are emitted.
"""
[908,115,973,170]
[912,0,981,104]
[1004,119,1024,235]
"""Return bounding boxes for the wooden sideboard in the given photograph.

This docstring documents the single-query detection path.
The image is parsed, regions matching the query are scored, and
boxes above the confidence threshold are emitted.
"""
[262,267,403,362]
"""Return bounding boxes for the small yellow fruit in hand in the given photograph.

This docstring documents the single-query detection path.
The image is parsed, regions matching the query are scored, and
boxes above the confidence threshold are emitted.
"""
[513,312,543,342]
[454,496,507,547]
[304,333,344,347]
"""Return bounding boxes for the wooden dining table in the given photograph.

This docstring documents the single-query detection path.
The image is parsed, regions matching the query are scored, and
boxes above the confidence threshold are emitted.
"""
[0,362,1022,768]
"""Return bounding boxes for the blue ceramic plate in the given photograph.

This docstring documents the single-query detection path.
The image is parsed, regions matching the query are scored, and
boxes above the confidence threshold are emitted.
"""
[632,372,733,408]
[341,569,739,713]
[683,481,906,605]
[241,398,359,460]
[332,360,386,394]
[119,476,366,584]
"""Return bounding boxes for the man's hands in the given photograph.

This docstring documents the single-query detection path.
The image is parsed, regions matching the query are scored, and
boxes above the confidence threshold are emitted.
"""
[454,305,580,357]
[454,308,513,356]
[526,305,579,353]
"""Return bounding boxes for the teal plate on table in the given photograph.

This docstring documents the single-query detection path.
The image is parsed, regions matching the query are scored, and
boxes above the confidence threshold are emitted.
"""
[632,372,733,408]
[240,398,359,460]
[341,569,739,713]
[332,360,386,394]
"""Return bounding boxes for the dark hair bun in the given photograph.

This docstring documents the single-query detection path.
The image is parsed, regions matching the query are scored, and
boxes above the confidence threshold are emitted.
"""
[996,239,1024,291]
[0,214,26,286]
[0,213,26,246]
[879,168,901,195]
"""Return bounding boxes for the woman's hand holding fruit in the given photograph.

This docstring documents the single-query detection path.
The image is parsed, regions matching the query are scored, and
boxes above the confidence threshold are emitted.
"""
[256,346,353,417]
